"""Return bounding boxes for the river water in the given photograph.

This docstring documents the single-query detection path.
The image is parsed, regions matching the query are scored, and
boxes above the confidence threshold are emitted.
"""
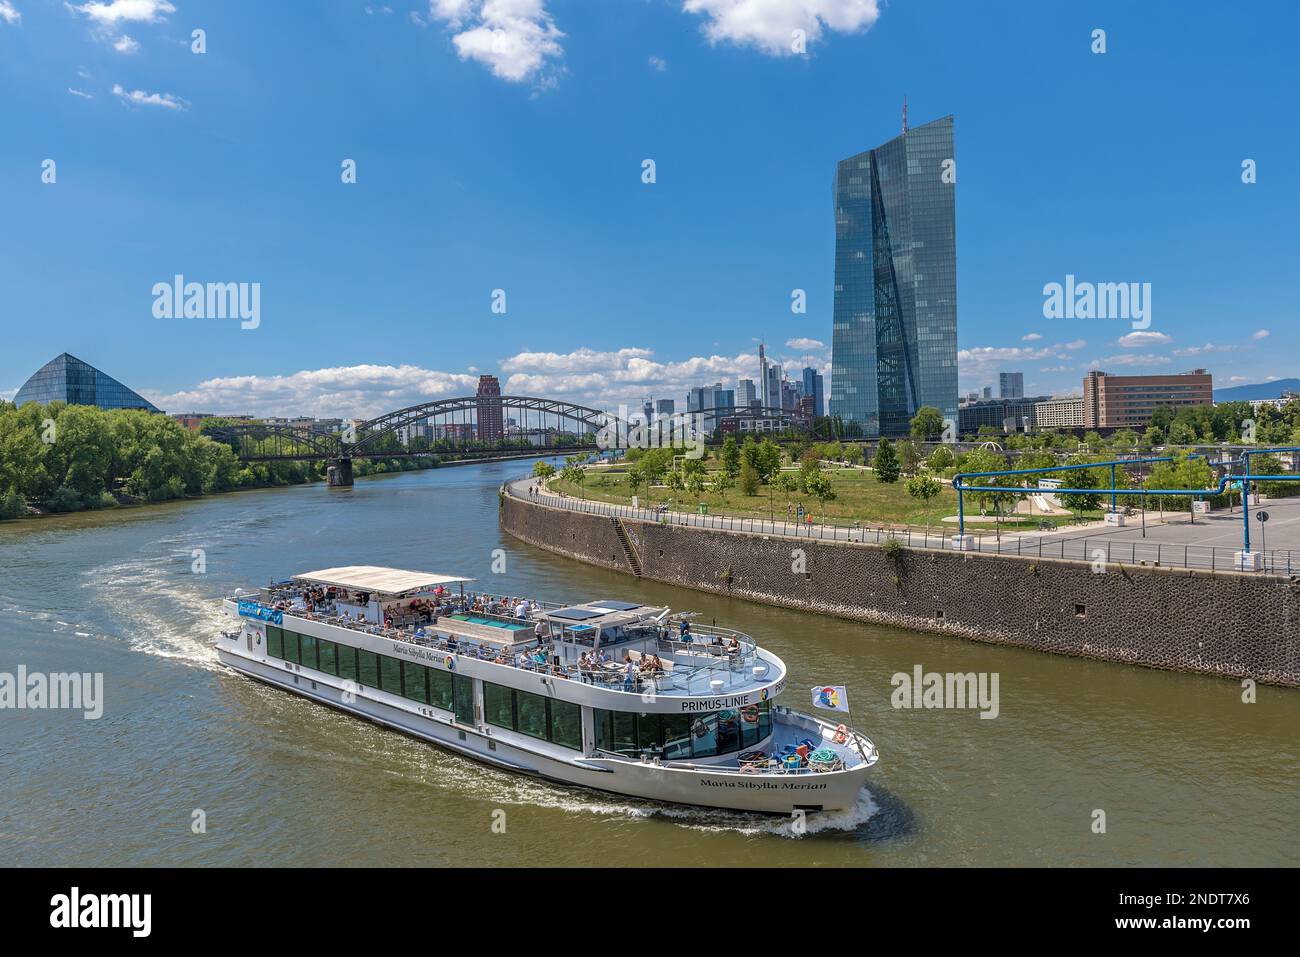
[2,458,1297,866]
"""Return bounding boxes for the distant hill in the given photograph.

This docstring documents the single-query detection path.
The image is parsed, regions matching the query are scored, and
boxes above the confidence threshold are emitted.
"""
[1213,379,1300,402]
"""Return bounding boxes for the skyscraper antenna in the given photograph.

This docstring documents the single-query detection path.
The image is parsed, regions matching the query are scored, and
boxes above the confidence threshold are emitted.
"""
[902,95,908,134]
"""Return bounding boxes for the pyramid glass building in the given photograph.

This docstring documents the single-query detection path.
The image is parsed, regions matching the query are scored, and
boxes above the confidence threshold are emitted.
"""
[13,353,161,413]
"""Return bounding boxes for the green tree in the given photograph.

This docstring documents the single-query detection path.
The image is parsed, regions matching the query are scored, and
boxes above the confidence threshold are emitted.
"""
[738,460,761,496]
[531,460,555,479]
[897,439,922,476]
[805,470,836,522]
[906,471,943,537]
[910,405,946,441]
[720,435,740,477]
[926,444,955,472]
[874,438,901,483]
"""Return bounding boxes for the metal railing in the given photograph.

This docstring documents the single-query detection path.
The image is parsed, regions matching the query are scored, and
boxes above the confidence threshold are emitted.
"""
[508,477,1296,575]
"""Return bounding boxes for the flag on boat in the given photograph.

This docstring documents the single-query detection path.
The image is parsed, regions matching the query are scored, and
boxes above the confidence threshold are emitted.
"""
[811,685,849,713]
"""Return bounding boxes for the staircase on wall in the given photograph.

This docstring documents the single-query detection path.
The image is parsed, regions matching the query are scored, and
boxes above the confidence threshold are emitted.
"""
[611,517,643,577]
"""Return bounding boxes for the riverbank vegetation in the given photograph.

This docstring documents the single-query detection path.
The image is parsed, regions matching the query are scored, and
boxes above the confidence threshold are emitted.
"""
[0,401,438,520]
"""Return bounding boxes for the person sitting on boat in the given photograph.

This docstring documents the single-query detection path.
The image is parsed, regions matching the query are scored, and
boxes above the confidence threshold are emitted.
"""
[679,620,693,643]
[726,637,741,654]
[531,648,547,668]
[648,654,665,673]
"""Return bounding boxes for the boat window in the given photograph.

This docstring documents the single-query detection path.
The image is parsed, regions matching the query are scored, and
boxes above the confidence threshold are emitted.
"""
[337,644,358,682]
[379,655,402,693]
[549,699,582,750]
[401,662,428,703]
[282,630,300,665]
[318,639,338,676]
[595,710,640,757]
[300,634,319,671]
[483,682,514,730]
[636,713,663,754]
[717,709,741,753]
[452,673,474,724]
[690,712,718,757]
[266,625,283,659]
[430,668,453,711]
[662,713,693,760]
[357,650,380,689]
[515,690,548,740]
[741,702,761,748]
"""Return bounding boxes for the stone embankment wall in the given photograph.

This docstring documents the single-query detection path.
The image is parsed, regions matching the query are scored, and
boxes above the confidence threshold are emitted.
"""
[501,492,1300,687]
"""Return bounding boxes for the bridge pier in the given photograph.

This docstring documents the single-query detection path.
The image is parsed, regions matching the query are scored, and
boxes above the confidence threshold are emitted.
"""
[326,457,354,488]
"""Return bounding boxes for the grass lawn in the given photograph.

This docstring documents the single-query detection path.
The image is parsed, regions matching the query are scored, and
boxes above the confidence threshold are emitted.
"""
[550,466,1102,532]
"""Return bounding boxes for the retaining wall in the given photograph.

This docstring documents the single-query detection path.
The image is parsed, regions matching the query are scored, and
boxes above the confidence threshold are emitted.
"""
[500,491,1300,686]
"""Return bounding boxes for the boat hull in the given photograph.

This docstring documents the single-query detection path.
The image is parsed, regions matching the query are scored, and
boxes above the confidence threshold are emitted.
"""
[217,647,873,814]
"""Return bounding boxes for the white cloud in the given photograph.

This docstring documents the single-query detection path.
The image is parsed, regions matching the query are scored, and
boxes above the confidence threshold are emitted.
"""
[68,87,95,98]
[0,1,20,26]
[1039,365,1070,373]
[499,346,773,409]
[682,0,881,57]
[428,0,565,85]
[1116,330,1172,348]
[648,55,668,71]
[1021,333,1043,341]
[1063,339,1087,350]
[69,0,174,25]
[1252,329,1270,340]
[785,337,825,351]
[1089,354,1172,368]
[113,33,139,53]
[112,82,188,110]
[1171,342,1243,357]
[143,364,480,419]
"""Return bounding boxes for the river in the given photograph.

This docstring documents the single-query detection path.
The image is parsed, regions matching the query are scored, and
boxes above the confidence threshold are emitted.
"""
[2,457,1297,866]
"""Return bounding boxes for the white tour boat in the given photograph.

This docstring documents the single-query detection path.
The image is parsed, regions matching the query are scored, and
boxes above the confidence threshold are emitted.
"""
[216,566,878,813]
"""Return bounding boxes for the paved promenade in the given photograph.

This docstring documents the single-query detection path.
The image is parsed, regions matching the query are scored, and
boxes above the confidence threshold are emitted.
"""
[505,475,1300,575]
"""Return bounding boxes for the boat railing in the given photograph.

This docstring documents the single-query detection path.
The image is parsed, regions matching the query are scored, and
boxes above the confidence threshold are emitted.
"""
[229,598,773,697]
[588,748,851,776]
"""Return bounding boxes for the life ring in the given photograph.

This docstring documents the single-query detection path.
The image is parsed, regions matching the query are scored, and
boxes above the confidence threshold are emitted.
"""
[832,724,849,744]
[692,720,707,738]
[740,705,759,723]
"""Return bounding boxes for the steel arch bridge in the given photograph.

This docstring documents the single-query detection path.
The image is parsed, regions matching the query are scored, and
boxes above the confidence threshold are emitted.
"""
[205,396,817,484]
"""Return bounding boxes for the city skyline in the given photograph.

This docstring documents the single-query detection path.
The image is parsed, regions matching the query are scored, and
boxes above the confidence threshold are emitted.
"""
[2,2,1296,419]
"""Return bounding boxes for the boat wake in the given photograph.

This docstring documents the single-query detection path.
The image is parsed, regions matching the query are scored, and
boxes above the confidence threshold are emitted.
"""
[76,553,224,672]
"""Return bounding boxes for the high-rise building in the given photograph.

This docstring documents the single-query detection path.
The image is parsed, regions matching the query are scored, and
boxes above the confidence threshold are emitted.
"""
[830,115,957,436]
[982,386,992,400]
[999,372,1024,399]
[765,362,783,410]
[642,398,655,423]
[737,378,757,410]
[802,367,825,416]
[475,374,503,441]
[14,352,161,412]
[1082,369,1213,429]
[655,398,675,417]
[781,380,800,411]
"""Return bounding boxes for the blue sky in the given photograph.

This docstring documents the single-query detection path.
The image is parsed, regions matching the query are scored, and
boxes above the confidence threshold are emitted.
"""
[1,0,1297,417]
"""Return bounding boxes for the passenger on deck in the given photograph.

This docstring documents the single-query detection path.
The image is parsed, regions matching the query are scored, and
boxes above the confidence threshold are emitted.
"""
[647,654,665,674]
[622,655,637,692]
[679,620,693,643]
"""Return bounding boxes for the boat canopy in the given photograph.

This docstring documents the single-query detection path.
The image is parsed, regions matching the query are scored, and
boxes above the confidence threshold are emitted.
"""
[292,566,474,597]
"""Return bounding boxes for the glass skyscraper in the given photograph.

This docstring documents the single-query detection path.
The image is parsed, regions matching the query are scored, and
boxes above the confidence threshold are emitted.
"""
[13,353,160,412]
[830,115,957,436]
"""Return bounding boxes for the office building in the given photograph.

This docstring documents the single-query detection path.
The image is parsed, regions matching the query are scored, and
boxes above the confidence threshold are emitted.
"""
[655,398,675,417]
[802,367,825,416]
[958,395,1048,435]
[1082,369,1213,429]
[14,352,161,413]
[475,374,504,441]
[829,115,958,436]
[999,372,1024,399]
[737,379,757,410]
[1034,397,1085,429]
